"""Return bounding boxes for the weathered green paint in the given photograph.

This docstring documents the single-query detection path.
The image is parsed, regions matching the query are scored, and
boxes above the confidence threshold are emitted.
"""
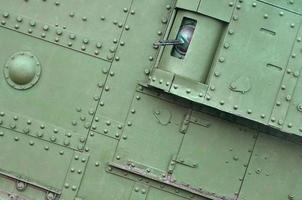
[0,0,301,200]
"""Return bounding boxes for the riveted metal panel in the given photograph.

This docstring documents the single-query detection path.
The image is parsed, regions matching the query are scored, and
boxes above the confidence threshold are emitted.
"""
[96,0,175,123]
[198,0,237,22]
[146,187,200,200]
[107,162,210,200]
[0,109,85,150]
[0,0,133,61]
[0,174,52,200]
[259,0,302,15]
[173,111,258,199]
[0,127,73,191]
[90,115,124,140]
[129,183,149,200]
[239,133,302,200]
[77,133,134,200]
[282,72,302,135]
[0,27,108,147]
[148,68,174,92]
[206,1,301,126]
[170,75,208,104]
[60,152,89,200]
[113,92,188,173]
[176,0,201,12]
[269,25,302,134]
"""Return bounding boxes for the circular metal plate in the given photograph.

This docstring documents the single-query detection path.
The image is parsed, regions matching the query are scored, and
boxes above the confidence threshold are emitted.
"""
[3,51,41,90]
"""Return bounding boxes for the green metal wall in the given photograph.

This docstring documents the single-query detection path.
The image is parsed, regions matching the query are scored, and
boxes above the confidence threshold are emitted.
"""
[0,0,301,200]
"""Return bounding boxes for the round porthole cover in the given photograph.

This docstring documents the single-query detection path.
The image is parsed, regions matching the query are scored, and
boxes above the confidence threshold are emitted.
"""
[3,51,41,90]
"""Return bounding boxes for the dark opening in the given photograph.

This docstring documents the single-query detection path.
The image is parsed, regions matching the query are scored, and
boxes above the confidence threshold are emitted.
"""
[171,17,197,59]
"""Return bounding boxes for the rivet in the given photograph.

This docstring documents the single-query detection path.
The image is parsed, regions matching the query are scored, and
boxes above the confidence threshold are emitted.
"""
[43,25,49,31]
[224,43,230,49]
[161,18,168,24]
[69,12,75,17]
[219,57,225,63]
[69,33,76,40]
[50,136,56,142]
[83,38,89,44]
[16,16,23,22]
[3,13,9,18]
[286,95,292,101]
[228,29,234,35]
[281,84,286,90]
